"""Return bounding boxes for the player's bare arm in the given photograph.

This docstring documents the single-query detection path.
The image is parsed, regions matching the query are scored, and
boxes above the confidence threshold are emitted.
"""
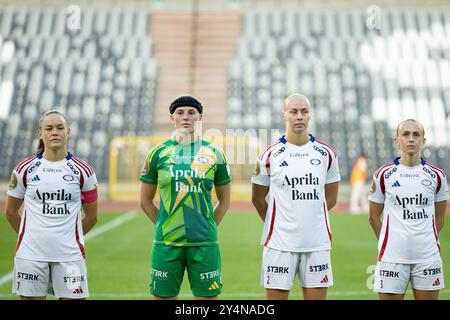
[369,201,384,239]
[213,184,231,225]
[140,182,159,224]
[324,182,339,211]
[435,200,447,234]
[5,195,24,234]
[251,184,269,221]
[82,200,98,235]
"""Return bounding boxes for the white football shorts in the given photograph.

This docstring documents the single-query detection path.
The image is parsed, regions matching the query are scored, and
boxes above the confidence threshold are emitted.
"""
[13,257,89,299]
[261,247,333,290]
[374,259,444,294]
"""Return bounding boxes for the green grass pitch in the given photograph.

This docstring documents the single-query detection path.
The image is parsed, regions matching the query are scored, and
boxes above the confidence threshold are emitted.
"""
[1,211,449,300]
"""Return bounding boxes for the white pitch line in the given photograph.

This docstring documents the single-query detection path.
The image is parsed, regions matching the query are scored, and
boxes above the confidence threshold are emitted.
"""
[84,211,138,241]
[0,211,138,287]
[0,272,13,287]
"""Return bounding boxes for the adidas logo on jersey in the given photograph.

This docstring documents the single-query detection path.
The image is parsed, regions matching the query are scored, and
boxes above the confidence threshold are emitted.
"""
[320,275,329,284]
[432,278,441,287]
[73,287,84,294]
[391,181,401,187]
[279,161,289,167]
[208,281,220,291]
[31,175,40,182]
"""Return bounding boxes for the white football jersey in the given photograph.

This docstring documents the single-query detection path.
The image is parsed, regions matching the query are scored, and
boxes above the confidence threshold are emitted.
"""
[7,152,98,262]
[368,158,449,264]
[252,135,341,252]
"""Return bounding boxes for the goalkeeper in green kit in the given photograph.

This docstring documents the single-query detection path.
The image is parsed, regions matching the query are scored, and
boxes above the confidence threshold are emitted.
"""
[139,96,232,300]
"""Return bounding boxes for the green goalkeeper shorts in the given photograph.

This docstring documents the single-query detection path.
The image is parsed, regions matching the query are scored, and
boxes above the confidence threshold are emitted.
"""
[150,244,222,298]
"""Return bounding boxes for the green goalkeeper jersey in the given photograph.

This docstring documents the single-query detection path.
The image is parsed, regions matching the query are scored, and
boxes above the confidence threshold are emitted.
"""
[140,138,232,246]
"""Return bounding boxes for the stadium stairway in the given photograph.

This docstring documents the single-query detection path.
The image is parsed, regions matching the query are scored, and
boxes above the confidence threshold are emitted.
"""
[150,12,241,133]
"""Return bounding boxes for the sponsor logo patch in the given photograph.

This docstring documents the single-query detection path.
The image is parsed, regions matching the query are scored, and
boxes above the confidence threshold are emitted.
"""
[141,161,149,175]
[8,173,18,190]
[208,281,220,291]
[391,181,401,187]
[273,147,286,158]
[253,162,261,176]
[279,161,289,167]
[369,180,376,194]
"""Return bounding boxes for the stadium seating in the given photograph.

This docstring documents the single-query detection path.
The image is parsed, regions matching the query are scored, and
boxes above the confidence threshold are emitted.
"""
[1,5,449,184]
[227,8,450,179]
[0,7,158,180]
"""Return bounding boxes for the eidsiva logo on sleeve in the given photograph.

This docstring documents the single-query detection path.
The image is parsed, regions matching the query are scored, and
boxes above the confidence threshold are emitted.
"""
[9,173,18,190]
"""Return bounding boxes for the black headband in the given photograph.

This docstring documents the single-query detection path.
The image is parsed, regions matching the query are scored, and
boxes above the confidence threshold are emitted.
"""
[169,96,203,114]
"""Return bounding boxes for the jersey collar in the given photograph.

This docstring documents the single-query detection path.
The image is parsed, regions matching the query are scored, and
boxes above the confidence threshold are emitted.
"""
[393,157,426,166]
[280,134,315,144]
[36,151,72,160]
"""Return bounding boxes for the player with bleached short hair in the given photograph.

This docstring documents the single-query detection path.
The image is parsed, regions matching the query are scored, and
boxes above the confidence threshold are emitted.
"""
[369,119,448,300]
[251,94,340,300]
[5,110,98,300]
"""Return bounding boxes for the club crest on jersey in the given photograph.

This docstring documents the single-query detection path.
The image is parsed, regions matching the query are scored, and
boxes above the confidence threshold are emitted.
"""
[421,179,432,187]
[197,157,209,164]
[310,159,321,165]
[63,175,75,182]
[8,173,18,190]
